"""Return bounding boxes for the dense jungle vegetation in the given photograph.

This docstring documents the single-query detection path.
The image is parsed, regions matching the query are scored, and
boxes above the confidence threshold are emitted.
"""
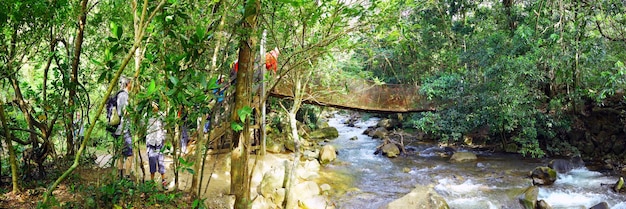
[1,0,625,208]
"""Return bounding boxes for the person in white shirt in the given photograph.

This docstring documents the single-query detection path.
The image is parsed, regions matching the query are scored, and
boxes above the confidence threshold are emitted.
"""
[146,101,167,188]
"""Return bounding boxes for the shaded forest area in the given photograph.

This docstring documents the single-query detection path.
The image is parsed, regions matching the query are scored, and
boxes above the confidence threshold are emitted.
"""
[1,0,626,208]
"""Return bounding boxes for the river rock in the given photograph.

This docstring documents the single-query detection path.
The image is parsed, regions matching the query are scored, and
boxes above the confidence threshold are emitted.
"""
[272,188,286,206]
[302,149,319,161]
[387,184,449,209]
[530,166,557,186]
[548,157,584,173]
[258,166,286,198]
[294,181,320,199]
[381,143,400,158]
[349,136,358,140]
[377,118,400,130]
[589,202,610,209]
[449,152,477,162]
[309,127,339,140]
[517,186,538,209]
[319,144,337,164]
[537,199,552,209]
[372,127,388,139]
[299,195,334,209]
[251,195,279,209]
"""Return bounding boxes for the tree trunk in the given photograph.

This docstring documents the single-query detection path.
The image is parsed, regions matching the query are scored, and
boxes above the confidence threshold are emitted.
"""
[231,1,259,208]
[0,100,20,193]
[66,0,89,157]
[283,77,303,209]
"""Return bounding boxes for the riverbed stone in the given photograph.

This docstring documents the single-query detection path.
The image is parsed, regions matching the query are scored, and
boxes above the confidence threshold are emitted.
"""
[537,199,552,209]
[299,195,334,209]
[294,181,320,199]
[449,152,478,162]
[258,166,285,198]
[302,149,319,161]
[530,166,557,186]
[381,143,400,158]
[319,144,337,164]
[349,136,358,140]
[271,188,285,206]
[589,202,610,209]
[251,195,278,209]
[517,186,538,209]
[372,127,388,139]
[377,118,400,130]
[309,127,339,140]
[387,184,449,209]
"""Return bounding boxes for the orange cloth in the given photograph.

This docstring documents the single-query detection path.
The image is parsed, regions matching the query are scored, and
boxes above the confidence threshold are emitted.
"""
[265,53,277,73]
[232,52,278,73]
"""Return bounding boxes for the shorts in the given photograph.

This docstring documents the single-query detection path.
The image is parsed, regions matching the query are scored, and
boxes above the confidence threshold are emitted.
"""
[114,130,133,157]
[148,145,165,174]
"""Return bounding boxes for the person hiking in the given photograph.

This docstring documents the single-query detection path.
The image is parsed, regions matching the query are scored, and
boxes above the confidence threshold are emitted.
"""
[178,105,188,154]
[108,77,133,179]
[147,101,167,188]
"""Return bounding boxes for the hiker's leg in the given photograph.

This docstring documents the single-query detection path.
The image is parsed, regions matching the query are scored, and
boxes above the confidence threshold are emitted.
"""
[122,130,133,176]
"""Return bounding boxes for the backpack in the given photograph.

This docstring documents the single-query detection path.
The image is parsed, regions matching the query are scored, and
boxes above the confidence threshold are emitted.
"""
[106,90,124,127]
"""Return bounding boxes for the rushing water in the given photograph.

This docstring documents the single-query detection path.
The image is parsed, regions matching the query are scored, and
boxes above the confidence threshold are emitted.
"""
[320,114,626,209]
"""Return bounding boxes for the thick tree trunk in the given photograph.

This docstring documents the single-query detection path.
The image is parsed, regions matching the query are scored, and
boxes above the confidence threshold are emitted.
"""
[231,1,259,208]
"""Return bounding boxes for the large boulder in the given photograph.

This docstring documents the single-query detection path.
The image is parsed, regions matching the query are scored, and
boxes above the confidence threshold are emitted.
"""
[381,143,400,158]
[377,118,401,130]
[449,152,477,162]
[518,186,539,209]
[372,127,388,139]
[257,167,286,198]
[548,157,584,173]
[387,185,449,209]
[530,166,557,186]
[309,127,339,140]
[319,145,337,164]
[251,195,279,209]
[299,195,334,209]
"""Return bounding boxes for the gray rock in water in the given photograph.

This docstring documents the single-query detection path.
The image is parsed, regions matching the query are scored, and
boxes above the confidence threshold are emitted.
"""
[449,152,477,162]
[387,185,449,209]
[530,166,557,186]
[381,143,400,158]
[548,156,585,173]
[319,144,337,164]
[537,199,552,209]
[309,127,339,140]
[589,202,610,209]
[518,186,538,209]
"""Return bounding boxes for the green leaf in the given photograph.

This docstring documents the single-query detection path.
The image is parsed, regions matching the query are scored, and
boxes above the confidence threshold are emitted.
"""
[147,80,156,94]
[237,106,253,122]
[231,122,243,132]
[169,76,179,86]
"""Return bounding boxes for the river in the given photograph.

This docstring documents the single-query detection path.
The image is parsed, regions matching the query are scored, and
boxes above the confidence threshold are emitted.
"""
[319,114,626,209]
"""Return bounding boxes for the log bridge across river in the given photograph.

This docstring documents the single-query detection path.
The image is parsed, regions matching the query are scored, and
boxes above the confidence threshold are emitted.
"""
[268,78,436,113]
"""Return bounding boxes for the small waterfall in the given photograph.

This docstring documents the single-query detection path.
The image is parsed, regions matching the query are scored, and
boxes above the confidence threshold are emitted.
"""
[322,113,626,209]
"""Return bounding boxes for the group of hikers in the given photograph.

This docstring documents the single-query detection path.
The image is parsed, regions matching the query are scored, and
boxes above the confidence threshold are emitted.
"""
[103,48,280,189]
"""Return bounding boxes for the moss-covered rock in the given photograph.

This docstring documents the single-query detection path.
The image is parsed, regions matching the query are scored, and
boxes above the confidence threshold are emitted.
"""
[309,127,339,140]
[449,152,478,162]
[517,186,538,209]
[530,166,557,186]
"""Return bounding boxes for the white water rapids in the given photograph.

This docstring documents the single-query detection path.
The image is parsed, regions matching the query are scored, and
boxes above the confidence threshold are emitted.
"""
[320,114,626,209]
